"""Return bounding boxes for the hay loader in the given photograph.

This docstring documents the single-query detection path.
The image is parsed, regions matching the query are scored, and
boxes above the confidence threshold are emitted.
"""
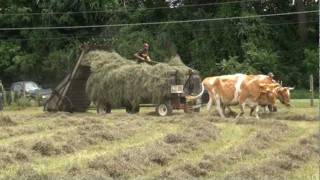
[154,70,203,116]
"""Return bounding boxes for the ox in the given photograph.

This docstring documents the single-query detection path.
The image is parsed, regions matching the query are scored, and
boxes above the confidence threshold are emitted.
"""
[250,75,293,113]
[203,74,293,119]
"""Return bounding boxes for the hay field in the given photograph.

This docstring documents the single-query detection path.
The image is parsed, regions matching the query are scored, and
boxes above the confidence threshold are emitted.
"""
[0,99,318,180]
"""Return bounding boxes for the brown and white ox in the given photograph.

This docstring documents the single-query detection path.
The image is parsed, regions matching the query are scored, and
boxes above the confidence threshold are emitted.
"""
[203,74,293,119]
[252,75,294,112]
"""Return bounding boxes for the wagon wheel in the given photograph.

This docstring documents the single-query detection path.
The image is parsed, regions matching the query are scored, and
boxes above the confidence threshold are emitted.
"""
[193,107,200,112]
[97,104,111,114]
[156,101,173,116]
[125,104,140,114]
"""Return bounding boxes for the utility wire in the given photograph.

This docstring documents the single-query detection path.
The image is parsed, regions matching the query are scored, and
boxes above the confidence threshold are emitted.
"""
[0,10,318,31]
[0,0,260,16]
[0,20,317,42]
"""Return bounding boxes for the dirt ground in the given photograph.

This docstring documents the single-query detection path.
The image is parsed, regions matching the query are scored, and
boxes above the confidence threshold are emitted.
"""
[0,99,318,180]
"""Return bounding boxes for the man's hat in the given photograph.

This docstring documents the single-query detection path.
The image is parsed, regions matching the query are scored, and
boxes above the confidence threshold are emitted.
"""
[268,72,274,77]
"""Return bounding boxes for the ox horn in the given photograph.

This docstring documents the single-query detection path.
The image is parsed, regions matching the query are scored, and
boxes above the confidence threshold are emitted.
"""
[186,83,205,100]
[288,87,295,90]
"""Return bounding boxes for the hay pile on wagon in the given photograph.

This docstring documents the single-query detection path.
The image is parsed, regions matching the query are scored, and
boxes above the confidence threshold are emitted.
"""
[82,50,194,108]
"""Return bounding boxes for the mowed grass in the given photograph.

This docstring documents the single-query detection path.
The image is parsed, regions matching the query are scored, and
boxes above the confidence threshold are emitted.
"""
[0,99,318,179]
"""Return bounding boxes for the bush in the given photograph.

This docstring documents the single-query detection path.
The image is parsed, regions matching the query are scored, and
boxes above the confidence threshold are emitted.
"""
[13,97,32,109]
[5,96,35,110]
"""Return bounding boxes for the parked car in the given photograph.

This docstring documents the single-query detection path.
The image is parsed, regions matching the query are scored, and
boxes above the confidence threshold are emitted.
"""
[10,81,52,104]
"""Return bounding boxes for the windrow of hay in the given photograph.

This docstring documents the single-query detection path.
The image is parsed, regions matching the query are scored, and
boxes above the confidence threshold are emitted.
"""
[6,165,113,180]
[0,113,100,140]
[0,146,29,169]
[0,115,16,127]
[87,120,219,179]
[225,132,320,180]
[159,122,289,179]
[83,50,193,108]
[258,112,318,121]
[31,121,140,157]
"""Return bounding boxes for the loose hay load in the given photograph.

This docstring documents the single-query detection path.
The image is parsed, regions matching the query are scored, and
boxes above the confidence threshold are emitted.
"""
[83,50,198,109]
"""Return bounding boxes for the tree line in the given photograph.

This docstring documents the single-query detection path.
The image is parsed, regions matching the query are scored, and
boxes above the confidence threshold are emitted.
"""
[0,0,318,89]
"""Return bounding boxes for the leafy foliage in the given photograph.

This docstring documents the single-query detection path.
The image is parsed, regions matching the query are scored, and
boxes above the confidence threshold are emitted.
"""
[0,0,318,88]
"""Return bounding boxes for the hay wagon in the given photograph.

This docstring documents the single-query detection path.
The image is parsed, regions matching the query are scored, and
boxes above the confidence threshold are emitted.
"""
[44,45,204,116]
[96,70,203,116]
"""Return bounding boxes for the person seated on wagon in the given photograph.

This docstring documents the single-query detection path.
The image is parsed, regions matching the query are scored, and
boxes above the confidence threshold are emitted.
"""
[134,43,152,63]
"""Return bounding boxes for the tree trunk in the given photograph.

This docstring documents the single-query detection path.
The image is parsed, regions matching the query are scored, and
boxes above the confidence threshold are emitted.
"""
[295,0,308,42]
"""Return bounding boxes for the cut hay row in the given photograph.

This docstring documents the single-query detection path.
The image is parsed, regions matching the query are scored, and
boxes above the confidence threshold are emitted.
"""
[0,115,16,127]
[0,111,137,146]
[225,133,319,180]
[0,100,318,179]
[205,123,316,180]
[140,123,257,179]
[0,114,112,146]
[260,113,318,122]
[171,121,315,179]
[83,51,193,108]
[0,119,143,175]
[198,112,299,125]
[0,121,182,179]
[157,121,292,179]
[286,156,319,180]
[81,120,219,179]
[30,120,140,157]
[0,113,108,141]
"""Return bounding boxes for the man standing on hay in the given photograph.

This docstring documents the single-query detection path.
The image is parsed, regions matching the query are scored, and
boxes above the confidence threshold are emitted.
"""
[134,43,152,63]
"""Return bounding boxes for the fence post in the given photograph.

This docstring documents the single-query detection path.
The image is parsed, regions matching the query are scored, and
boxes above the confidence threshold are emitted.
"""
[11,91,15,104]
[310,74,314,107]
[3,90,6,105]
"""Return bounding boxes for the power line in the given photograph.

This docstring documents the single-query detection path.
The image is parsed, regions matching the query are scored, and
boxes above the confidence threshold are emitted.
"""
[0,0,260,16]
[1,20,317,42]
[0,10,318,31]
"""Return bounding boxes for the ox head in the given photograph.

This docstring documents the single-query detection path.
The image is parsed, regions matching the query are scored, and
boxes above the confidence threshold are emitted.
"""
[259,83,278,104]
[275,86,294,107]
[259,83,293,107]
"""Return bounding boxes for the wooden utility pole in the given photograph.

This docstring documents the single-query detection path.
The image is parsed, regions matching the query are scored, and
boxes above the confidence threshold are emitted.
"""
[310,74,314,106]
[0,81,5,105]
[11,91,15,104]
[318,0,320,118]
[295,0,308,42]
[123,0,127,10]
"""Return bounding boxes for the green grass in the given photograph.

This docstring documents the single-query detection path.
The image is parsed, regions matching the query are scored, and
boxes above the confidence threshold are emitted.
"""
[287,159,319,180]
[0,121,182,178]
[209,122,318,179]
[291,89,319,99]
[0,99,318,179]
[139,123,257,179]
